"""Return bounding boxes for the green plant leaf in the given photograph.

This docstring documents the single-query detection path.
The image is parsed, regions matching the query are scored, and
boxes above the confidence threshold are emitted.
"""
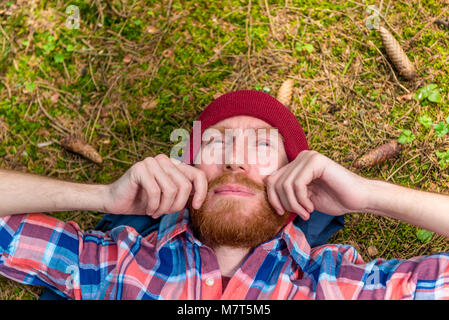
[414,84,439,103]
[414,90,425,101]
[295,43,314,54]
[436,150,449,159]
[434,121,449,137]
[398,129,416,144]
[428,90,442,103]
[54,53,64,63]
[416,229,434,243]
[303,43,314,53]
[25,81,35,92]
[436,150,449,168]
[418,115,433,129]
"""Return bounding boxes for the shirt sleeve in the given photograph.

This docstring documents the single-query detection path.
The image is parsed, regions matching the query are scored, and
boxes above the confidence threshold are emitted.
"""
[333,244,449,299]
[0,213,118,300]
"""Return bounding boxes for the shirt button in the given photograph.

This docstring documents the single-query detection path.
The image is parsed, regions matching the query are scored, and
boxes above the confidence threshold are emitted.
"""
[205,278,215,286]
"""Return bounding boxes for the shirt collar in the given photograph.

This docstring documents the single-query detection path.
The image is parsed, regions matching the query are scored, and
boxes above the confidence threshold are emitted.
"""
[155,208,192,250]
[155,208,311,269]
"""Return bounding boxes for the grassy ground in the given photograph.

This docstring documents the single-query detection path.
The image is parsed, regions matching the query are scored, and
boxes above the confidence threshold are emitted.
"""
[0,0,448,300]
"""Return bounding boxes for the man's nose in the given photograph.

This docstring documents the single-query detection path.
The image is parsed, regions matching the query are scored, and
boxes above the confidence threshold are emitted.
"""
[223,136,250,173]
[224,162,249,172]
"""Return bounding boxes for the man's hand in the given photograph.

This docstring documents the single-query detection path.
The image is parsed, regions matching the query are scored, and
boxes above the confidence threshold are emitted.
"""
[103,154,208,218]
[265,150,370,220]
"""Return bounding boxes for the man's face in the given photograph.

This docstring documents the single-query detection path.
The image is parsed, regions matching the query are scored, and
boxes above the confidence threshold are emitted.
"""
[189,116,290,248]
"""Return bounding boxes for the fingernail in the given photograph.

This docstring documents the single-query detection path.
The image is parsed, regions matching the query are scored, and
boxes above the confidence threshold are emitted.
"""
[194,200,201,209]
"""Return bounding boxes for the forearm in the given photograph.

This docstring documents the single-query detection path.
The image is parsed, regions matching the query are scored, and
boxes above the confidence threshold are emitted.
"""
[363,179,449,237]
[0,169,108,216]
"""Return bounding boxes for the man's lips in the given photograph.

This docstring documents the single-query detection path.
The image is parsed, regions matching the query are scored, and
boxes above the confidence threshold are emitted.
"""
[213,184,255,197]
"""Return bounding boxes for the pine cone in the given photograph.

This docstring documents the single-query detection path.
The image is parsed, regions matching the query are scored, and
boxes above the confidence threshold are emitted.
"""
[379,26,416,80]
[60,136,103,164]
[277,79,294,107]
[353,140,402,169]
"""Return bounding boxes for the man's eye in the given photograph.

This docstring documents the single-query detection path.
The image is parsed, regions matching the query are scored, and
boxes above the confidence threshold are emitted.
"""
[256,141,271,147]
[211,138,223,145]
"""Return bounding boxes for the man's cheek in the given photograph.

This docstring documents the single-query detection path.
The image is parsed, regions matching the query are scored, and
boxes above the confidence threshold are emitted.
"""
[258,165,276,176]
[257,155,279,176]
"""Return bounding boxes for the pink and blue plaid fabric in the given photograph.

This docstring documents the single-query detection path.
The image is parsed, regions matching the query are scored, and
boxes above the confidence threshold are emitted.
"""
[1,209,449,299]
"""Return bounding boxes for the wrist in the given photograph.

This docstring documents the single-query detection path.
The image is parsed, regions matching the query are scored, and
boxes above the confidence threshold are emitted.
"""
[59,182,107,212]
[64,182,109,213]
[360,178,393,217]
[95,183,110,213]
[361,177,431,217]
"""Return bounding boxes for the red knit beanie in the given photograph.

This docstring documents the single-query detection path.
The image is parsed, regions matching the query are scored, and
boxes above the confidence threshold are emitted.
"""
[182,90,309,165]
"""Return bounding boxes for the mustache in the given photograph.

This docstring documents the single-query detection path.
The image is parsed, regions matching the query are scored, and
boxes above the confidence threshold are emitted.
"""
[207,171,266,194]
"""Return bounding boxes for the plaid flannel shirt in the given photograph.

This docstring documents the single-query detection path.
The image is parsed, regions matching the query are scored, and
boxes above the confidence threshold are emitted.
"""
[1,209,449,299]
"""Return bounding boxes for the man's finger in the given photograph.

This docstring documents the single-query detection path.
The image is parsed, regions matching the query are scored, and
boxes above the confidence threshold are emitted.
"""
[266,176,286,215]
[170,158,208,209]
[157,156,192,212]
[292,156,322,214]
[283,180,310,220]
[176,163,208,209]
[145,158,177,217]
[293,180,314,214]
[131,161,161,215]
[142,174,161,214]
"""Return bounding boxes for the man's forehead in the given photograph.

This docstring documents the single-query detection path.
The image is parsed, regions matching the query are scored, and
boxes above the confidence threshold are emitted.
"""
[208,125,277,132]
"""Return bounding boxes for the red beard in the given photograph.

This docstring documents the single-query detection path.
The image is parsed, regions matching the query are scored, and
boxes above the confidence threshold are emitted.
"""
[189,172,290,249]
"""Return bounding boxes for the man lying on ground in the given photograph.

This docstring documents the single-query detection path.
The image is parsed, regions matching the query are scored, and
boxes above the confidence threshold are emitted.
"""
[1,90,449,299]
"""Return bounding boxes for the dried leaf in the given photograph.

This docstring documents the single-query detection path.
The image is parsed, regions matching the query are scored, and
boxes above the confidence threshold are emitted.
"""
[379,26,416,80]
[162,49,174,58]
[123,54,132,64]
[397,93,413,101]
[353,140,402,169]
[367,245,378,257]
[141,100,158,110]
[146,26,158,34]
[277,79,294,107]
[50,93,60,103]
[100,107,109,118]
[60,136,103,164]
